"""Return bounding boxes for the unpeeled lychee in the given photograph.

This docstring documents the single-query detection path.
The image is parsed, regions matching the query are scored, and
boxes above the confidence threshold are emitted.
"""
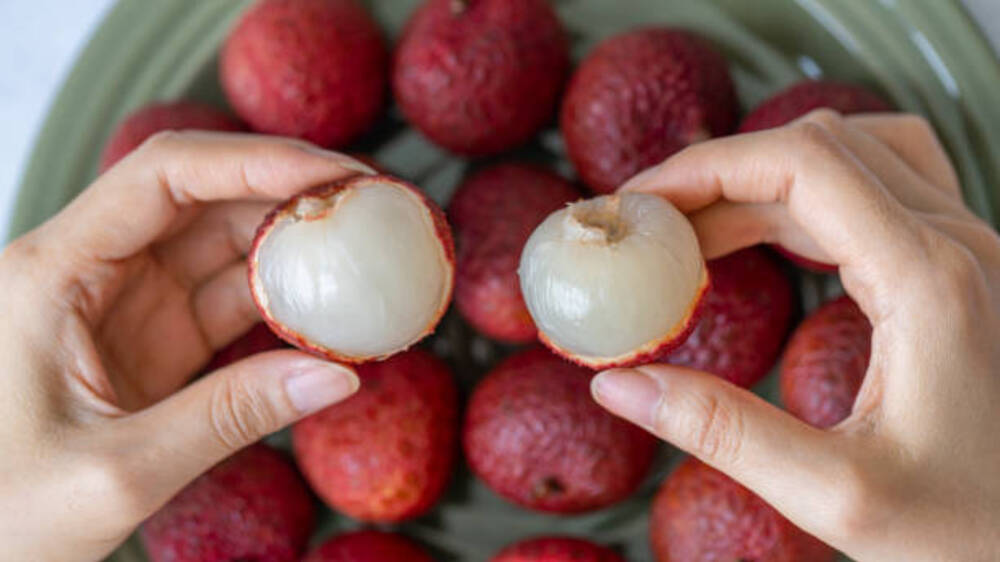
[449,164,579,342]
[141,443,314,562]
[780,295,871,428]
[248,174,455,363]
[293,349,458,522]
[99,101,244,171]
[221,0,387,147]
[561,28,738,194]
[492,537,624,562]
[519,193,708,369]
[464,347,658,513]
[664,247,793,388]
[739,79,891,133]
[302,530,435,562]
[651,458,835,562]
[392,0,569,155]
[204,323,287,372]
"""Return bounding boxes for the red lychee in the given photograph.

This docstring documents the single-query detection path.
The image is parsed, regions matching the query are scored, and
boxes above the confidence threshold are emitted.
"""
[561,28,738,194]
[293,349,458,522]
[302,530,435,562]
[392,0,570,155]
[449,163,579,342]
[739,79,891,133]
[651,458,836,562]
[492,536,624,562]
[141,443,313,562]
[221,0,387,147]
[464,347,658,513]
[780,295,871,428]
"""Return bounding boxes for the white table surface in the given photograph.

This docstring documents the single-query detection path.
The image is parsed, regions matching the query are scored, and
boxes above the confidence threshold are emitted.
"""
[2,0,998,240]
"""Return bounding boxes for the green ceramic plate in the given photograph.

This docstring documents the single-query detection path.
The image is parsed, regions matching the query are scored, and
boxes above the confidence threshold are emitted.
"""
[11,1,1000,561]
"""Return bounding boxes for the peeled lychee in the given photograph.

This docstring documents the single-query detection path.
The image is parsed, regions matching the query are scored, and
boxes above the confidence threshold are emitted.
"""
[739,79,891,133]
[664,247,793,388]
[651,458,835,562]
[561,28,738,194]
[492,537,624,562]
[392,0,569,155]
[204,323,287,372]
[302,530,435,562]
[141,443,314,562]
[221,0,387,147]
[248,174,455,363]
[293,349,458,522]
[518,192,708,369]
[780,295,871,428]
[449,164,579,342]
[464,347,658,513]
[99,101,244,171]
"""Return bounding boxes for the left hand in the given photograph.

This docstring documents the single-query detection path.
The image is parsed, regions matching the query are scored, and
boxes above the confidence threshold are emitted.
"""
[0,132,371,561]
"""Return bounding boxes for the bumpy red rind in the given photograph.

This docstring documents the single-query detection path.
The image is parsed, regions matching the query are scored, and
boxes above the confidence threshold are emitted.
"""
[491,536,625,562]
[303,530,435,562]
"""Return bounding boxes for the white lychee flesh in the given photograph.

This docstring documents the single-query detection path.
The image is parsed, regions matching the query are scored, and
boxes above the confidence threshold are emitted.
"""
[518,193,707,368]
[250,178,453,362]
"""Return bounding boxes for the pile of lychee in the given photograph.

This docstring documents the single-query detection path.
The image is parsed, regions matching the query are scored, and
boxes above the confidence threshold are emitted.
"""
[104,0,888,560]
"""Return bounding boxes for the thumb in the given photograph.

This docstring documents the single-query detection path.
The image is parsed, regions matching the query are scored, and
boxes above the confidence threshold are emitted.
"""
[592,364,849,537]
[120,350,358,505]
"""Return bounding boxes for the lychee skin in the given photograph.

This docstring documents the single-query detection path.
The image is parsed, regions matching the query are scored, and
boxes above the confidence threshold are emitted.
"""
[204,323,287,372]
[651,458,836,562]
[248,174,455,364]
[293,349,458,522]
[738,79,892,133]
[221,0,387,148]
[302,530,435,562]
[780,295,871,428]
[663,247,794,388]
[492,536,624,562]
[449,164,579,342]
[392,0,570,156]
[99,101,244,171]
[141,443,314,562]
[561,28,738,194]
[464,347,658,513]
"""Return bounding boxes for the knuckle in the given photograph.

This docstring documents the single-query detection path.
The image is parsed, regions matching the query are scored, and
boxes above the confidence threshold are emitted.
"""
[788,120,842,157]
[799,108,845,130]
[208,376,280,451]
[927,233,985,302]
[136,129,184,157]
[898,113,936,142]
[677,387,746,466]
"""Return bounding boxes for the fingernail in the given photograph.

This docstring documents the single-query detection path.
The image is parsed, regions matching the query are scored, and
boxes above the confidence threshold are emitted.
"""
[299,145,378,175]
[285,361,360,415]
[620,164,660,192]
[591,368,662,432]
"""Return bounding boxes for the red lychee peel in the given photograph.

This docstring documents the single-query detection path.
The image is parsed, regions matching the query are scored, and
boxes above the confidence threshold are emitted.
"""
[393,0,570,155]
[464,347,658,513]
[651,458,836,562]
[492,536,625,562]
[99,101,244,171]
[561,28,738,194]
[302,530,435,562]
[664,247,794,388]
[780,295,872,428]
[449,164,580,342]
[221,0,387,147]
[141,443,314,562]
[739,79,892,133]
[248,174,455,364]
[293,349,458,522]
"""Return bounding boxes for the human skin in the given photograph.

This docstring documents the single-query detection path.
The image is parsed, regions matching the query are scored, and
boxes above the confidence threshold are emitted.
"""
[0,132,376,561]
[592,110,1000,561]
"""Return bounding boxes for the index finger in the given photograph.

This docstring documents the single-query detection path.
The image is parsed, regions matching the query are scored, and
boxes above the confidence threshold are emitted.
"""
[51,131,375,262]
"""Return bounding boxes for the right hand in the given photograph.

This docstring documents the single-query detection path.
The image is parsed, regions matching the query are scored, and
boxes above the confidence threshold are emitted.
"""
[592,110,1000,561]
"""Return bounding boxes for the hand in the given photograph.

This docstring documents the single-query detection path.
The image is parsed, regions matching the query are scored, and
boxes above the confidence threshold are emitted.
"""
[591,110,1000,560]
[0,132,373,561]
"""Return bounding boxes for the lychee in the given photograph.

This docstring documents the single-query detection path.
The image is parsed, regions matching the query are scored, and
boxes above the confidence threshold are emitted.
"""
[141,443,313,562]
[449,163,579,342]
[302,530,435,562]
[651,458,835,562]
[464,347,658,513]
[99,101,244,171]
[293,349,458,522]
[518,192,708,369]
[221,0,387,147]
[248,174,455,363]
[492,536,624,562]
[739,79,891,133]
[561,28,738,194]
[780,295,871,428]
[392,0,570,155]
